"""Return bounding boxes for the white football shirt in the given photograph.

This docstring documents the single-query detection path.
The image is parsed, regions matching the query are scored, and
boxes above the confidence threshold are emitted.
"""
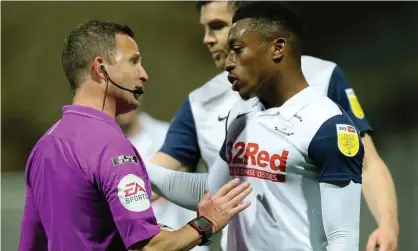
[219,86,363,251]
[159,55,372,250]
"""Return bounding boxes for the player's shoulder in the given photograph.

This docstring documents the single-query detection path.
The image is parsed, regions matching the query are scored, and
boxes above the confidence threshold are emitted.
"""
[296,93,344,138]
[303,95,359,140]
[301,55,338,93]
[309,111,363,161]
[295,94,361,158]
[307,94,343,119]
[301,55,337,76]
[188,71,231,105]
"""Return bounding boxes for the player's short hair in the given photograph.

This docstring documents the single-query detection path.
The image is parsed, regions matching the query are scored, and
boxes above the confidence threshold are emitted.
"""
[61,20,134,93]
[196,1,213,10]
[232,2,305,60]
[196,1,239,11]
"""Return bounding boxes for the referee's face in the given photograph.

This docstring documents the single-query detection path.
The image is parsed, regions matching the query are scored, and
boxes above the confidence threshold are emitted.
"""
[106,34,148,115]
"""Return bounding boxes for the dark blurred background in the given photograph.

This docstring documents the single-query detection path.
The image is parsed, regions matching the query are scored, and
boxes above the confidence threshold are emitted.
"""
[2,1,418,250]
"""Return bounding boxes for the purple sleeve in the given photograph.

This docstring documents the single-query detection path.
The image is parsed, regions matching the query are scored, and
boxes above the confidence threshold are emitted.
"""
[98,139,160,249]
[19,186,47,251]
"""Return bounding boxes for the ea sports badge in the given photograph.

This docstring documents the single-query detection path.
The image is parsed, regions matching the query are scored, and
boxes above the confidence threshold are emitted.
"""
[345,88,365,119]
[118,174,151,212]
[336,124,360,157]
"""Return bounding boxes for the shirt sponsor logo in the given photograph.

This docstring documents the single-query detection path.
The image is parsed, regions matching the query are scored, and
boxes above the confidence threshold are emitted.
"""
[336,124,360,157]
[345,88,365,119]
[117,174,150,212]
[226,141,289,182]
[112,155,138,166]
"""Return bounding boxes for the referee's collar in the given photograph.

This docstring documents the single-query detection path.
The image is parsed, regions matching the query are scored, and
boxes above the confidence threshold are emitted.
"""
[62,105,123,134]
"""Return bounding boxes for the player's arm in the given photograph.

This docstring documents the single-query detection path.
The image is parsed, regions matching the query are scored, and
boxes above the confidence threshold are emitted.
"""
[208,138,233,194]
[362,134,399,250]
[151,97,201,172]
[146,162,209,210]
[328,66,398,235]
[308,115,364,251]
[131,178,251,251]
[18,186,48,251]
[146,108,232,209]
[362,132,398,228]
[145,142,231,210]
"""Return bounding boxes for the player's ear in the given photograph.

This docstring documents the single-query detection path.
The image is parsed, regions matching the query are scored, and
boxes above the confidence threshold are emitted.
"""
[272,38,286,63]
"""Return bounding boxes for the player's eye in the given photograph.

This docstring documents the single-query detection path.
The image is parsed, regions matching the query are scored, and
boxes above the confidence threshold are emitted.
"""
[232,46,243,54]
[208,20,227,31]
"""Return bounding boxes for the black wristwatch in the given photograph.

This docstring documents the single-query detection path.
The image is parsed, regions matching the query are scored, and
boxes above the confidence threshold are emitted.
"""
[188,216,213,246]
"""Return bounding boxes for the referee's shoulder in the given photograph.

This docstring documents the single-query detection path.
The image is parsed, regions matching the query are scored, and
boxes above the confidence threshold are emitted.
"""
[49,116,128,158]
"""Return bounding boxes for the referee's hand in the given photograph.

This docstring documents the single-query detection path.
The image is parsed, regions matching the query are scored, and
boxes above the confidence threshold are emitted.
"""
[197,178,252,233]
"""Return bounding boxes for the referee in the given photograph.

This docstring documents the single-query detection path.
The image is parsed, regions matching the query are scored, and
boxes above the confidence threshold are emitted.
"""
[18,20,251,251]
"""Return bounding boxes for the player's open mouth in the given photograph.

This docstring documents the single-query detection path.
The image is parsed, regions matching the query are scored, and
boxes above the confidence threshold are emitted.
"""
[228,74,240,91]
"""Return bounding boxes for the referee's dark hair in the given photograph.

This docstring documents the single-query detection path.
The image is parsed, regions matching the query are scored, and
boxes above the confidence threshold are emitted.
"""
[232,2,305,61]
[61,20,134,94]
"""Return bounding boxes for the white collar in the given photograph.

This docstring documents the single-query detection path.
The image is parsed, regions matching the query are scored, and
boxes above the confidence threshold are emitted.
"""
[253,86,323,120]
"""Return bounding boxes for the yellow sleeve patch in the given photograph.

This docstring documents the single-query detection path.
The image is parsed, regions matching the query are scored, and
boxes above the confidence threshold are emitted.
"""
[336,124,360,157]
[345,88,365,119]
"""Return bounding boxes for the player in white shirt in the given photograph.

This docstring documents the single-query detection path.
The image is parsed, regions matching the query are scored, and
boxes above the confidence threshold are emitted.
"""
[150,1,398,251]
[148,2,363,250]
[117,110,209,251]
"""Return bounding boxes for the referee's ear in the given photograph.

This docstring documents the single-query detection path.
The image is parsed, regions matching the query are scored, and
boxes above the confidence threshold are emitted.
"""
[92,57,106,81]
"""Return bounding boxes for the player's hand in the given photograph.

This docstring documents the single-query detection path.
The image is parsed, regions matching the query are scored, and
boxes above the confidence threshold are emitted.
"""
[366,227,398,251]
[197,178,252,233]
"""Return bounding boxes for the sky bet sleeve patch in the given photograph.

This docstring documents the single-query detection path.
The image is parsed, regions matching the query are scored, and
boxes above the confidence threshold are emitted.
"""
[336,124,360,157]
[112,155,138,166]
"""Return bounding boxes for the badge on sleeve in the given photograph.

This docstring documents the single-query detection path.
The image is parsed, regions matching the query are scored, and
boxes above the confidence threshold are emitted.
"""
[112,155,138,166]
[336,124,360,157]
[345,88,365,119]
[117,174,151,212]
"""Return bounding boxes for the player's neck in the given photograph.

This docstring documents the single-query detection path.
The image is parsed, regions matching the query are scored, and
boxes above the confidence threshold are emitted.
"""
[72,85,117,120]
[260,70,308,109]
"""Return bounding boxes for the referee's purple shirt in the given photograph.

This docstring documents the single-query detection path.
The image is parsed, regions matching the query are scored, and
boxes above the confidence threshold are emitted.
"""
[19,105,160,251]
